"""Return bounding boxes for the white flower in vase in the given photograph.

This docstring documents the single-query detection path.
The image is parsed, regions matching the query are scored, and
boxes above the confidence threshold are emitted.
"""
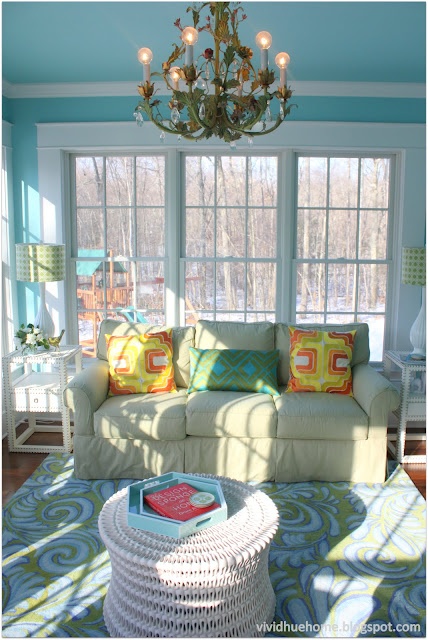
[26,333,37,345]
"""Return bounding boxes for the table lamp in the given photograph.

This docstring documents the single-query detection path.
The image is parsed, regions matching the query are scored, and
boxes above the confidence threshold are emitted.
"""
[402,246,426,358]
[16,243,66,338]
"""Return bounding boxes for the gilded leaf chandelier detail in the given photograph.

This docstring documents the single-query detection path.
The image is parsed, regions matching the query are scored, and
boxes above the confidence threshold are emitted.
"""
[134,2,293,144]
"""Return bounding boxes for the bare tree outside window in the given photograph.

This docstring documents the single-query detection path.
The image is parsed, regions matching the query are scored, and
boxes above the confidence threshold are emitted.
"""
[73,154,166,356]
[296,155,391,361]
[71,151,392,362]
[183,155,279,324]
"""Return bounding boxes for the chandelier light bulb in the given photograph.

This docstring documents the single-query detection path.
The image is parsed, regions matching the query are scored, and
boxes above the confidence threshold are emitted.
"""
[137,47,153,65]
[181,27,199,46]
[255,31,272,50]
[169,66,181,89]
[255,31,272,70]
[137,47,153,83]
[275,52,290,69]
[182,26,198,66]
[275,52,290,88]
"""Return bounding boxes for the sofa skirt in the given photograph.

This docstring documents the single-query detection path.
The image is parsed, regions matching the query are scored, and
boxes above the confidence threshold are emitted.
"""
[184,437,277,482]
[73,435,185,480]
[275,437,387,483]
[73,434,386,483]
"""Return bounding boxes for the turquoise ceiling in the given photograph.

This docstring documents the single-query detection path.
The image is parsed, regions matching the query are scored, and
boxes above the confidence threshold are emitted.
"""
[2,1,426,85]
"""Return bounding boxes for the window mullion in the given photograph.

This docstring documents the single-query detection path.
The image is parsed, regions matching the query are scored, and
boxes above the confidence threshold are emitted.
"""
[324,157,330,323]
[354,157,363,321]
[102,157,108,317]
[244,156,249,322]
[213,158,218,321]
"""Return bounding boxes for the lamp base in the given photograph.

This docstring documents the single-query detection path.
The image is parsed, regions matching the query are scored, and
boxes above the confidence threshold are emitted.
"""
[34,282,55,338]
[34,301,55,338]
[409,288,426,358]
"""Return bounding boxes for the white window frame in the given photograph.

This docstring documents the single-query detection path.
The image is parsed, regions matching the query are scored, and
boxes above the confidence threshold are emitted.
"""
[36,120,425,358]
[180,152,281,323]
[2,121,18,356]
[293,152,395,361]
[69,152,168,328]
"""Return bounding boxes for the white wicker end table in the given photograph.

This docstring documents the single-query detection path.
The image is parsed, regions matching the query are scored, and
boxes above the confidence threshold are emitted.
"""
[2,345,82,453]
[99,475,279,638]
[383,350,426,464]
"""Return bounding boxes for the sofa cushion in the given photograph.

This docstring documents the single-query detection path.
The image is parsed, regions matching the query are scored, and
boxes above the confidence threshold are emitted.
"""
[106,331,176,395]
[186,390,277,438]
[286,327,355,395]
[94,390,187,440]
[274,390,368,440]
[275,322,370,387]
[188,348,280,395]
[195,319,275,351]
[97,320,195,388]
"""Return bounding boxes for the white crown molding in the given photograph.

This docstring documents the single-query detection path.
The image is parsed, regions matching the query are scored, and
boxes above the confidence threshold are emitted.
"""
[293,81,425,99]
[3,78,425,100]
[35,120,426,151]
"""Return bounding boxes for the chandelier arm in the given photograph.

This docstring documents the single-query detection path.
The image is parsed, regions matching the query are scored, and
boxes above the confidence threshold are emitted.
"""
[221,91,270,131]
[244,115,284,137]
[139,100,185,135]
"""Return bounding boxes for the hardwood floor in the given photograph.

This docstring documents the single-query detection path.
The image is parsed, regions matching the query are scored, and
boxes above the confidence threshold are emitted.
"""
[2,430,426,505]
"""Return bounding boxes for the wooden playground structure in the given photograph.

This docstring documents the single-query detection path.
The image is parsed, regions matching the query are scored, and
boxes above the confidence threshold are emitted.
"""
[77,252,201,356]
[77,253,135,356]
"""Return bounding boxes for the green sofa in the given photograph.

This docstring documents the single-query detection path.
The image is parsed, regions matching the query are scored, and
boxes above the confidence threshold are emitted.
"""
[64,319,400,483]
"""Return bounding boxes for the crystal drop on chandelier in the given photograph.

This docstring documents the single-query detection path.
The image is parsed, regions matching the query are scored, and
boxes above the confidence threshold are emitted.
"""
[199,102,206,120]
[265,101,272,123]
[194,76,207,91]
[171,107,180,125]
[133,111,144,127]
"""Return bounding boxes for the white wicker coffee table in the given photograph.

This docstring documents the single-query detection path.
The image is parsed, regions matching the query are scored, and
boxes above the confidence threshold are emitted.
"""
[98,475,279,638]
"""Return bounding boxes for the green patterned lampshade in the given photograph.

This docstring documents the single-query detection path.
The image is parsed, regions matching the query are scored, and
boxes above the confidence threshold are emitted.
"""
[402,247,426,287]
[16,244,66,283]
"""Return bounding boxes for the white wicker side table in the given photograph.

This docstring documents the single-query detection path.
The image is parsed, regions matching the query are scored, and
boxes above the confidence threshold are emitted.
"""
[2,345,82,453]
[383,350,426,464]
[99,475,279,638]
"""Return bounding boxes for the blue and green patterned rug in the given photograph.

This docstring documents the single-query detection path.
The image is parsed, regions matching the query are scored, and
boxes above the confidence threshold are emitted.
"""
[2,454,426,637]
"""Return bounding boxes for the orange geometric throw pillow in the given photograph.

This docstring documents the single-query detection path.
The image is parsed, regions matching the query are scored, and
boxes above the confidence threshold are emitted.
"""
[106,330,176,395]
[286,326,356,395]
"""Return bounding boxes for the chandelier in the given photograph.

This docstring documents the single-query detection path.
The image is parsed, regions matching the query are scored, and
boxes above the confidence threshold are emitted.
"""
[133,2,293,144]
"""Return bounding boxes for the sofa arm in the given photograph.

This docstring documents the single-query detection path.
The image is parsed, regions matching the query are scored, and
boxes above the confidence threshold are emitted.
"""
[63,360,109,437]
[352,363,400,438]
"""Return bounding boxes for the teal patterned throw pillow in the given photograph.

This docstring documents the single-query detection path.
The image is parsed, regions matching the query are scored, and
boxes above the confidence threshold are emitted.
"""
[188,348,280,396]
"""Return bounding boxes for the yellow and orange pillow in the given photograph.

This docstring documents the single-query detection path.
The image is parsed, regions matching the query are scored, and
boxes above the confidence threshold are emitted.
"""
[106,330,176,395]
[286,326,356,395]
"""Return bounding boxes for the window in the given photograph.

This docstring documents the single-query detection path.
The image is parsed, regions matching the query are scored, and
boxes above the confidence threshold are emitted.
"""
[182,154,279,324]
[295,155,392,361]
[70,148,394,362]
[71,154,166,355]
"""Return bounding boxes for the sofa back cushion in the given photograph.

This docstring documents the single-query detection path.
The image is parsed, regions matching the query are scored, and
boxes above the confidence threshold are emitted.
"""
[275,322,370,387]
[97,320,195,388]
[195,319,275,351]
